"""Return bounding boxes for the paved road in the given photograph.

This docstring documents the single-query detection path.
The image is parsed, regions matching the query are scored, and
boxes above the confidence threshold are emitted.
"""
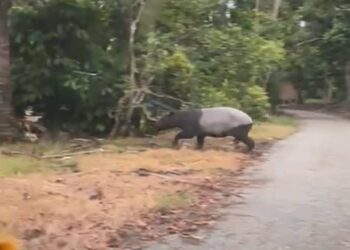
[146,110,350,250]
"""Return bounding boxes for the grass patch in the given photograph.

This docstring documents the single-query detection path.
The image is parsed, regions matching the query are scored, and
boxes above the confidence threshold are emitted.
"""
[111,136,170,149]
[31,141,67,155]
[267,115,297,126]
[0,156,54,177]
[155,191,196,213]
[304,98,325,105]
[5,141,66,155]
[251,115,297,141]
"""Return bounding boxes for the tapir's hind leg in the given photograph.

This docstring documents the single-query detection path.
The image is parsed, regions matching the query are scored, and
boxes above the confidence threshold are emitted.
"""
[231,124,254,151]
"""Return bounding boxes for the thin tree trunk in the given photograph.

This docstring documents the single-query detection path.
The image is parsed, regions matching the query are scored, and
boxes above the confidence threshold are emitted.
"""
[255,0,260,11]
[109,0,146,138]
[345,61,350,101]
[272,0,282,20]
[297,88,304,104]
[324,78,333,104]
[0,0,14,140]
[216,0,228,26]
[263,70,271,90]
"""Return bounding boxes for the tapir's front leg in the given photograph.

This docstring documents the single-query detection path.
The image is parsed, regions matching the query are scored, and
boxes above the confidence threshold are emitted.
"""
[172,130,194,147]
[196,135,205,149]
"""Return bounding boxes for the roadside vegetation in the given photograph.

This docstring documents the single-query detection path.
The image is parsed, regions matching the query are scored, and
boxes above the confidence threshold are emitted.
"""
[0,114,297,249]
[1,0,345,248]
[0,115,297,176]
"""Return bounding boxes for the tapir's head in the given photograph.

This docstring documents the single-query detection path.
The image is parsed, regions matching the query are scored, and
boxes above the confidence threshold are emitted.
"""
[155,111,178,132]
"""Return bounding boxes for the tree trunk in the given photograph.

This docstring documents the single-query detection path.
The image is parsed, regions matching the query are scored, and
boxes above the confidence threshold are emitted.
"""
[255,0,260,11]
[297,88,304,104]
[324,78,333,104]
[345,61,350,101]
[215,0,228,26]
[0,0,15,140]
[263,70,271,90]
[272,0,281,20]
[109,0,146,138]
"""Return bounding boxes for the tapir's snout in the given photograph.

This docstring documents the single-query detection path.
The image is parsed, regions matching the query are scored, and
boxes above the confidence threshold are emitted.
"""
[153,114,175,133]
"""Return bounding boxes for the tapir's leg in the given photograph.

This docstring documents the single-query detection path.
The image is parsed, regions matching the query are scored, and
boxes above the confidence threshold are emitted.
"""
[240,136,255,151]
[196,135,205,149]
[172,131,194,147]
[231,124,254,151]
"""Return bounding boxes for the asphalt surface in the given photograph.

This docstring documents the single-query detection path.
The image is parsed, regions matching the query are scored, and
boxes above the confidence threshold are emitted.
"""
[145,110,350,250]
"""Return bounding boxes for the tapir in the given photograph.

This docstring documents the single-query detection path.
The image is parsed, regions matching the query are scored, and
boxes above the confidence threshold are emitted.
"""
[155,107,255,151]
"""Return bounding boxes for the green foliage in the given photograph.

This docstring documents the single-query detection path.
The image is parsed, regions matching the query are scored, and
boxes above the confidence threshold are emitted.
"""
[156,46,194,98]
[241,85,271,119]
[198,84,270,119]
[184,26,283,118]
[10,0,122,133]
[138,8,284,119]
[11,0,338,136]
[278,0,350,102]
[198,84,241,110]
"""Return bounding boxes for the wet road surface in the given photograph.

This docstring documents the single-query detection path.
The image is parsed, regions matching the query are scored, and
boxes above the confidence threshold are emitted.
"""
[146,110,350,250]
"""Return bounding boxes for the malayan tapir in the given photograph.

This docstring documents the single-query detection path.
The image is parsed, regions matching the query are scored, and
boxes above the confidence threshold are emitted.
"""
[155,107,255,151]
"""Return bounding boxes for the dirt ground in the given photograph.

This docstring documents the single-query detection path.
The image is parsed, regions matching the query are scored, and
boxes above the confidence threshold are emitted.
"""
[0,120,296,250]
[0,137,249,250]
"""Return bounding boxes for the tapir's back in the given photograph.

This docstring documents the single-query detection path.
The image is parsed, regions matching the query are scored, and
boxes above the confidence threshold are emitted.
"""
[198,107,252,134]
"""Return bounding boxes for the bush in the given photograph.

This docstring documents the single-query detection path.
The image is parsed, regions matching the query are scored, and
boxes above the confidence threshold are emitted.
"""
[198,84,270,120]
[9,0,284,136]
[10,0,120,134]
[240,85,270,119]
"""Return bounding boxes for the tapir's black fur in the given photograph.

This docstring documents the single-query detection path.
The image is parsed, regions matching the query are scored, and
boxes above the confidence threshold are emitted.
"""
[155,109,254,151]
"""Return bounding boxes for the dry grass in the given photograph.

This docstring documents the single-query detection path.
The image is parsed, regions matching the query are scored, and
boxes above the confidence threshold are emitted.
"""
[0,115,296,249]
[0,146,245,249]
[0,169,179,249]
[77,148,244,173]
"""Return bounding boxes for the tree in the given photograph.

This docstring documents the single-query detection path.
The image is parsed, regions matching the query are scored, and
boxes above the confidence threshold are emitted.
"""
[272,0,282,20]
[109,0,152,137]
[0,0,14,140]
[10,0,120,134]
[293,0,350,102]
[8,0,297,137]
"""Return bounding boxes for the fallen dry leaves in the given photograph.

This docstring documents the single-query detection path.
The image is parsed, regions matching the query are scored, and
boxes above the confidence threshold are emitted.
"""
[0,139,270,250]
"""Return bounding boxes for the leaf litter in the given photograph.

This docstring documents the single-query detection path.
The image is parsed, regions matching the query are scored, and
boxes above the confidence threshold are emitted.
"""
[0,138,271,250]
